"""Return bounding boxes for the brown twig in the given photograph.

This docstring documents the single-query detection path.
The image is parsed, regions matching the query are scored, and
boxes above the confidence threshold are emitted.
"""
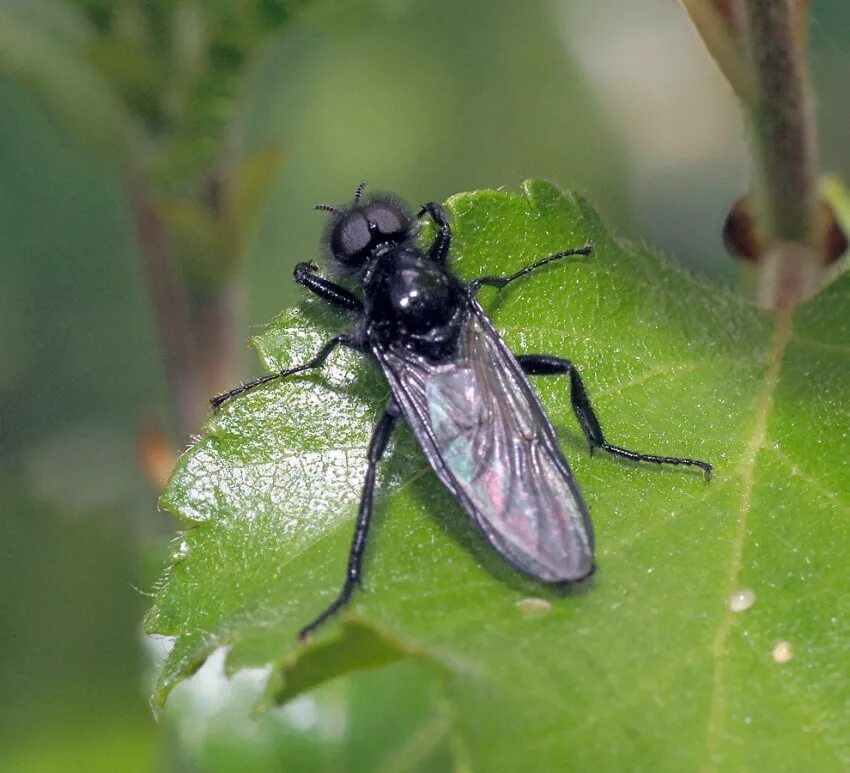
[743,0,818,245]
[192,280,244,410]
[127,180,201,439]
[681,0,841,310]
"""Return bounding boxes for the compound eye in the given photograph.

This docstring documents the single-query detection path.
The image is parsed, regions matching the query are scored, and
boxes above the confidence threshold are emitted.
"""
[364,202,408,237]
[331,213,371,263]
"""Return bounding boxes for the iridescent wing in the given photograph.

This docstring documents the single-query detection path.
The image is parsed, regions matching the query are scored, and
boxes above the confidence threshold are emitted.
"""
[376,300,594,583]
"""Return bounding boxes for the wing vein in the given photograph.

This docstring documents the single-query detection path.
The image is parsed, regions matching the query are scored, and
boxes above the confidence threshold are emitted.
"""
[375,299,594,583]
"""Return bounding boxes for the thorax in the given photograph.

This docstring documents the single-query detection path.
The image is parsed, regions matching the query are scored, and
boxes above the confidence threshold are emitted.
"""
[363,247,467,360]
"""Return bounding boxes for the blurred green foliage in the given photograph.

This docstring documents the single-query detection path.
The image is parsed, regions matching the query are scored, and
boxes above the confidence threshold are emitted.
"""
[51,0,309,182]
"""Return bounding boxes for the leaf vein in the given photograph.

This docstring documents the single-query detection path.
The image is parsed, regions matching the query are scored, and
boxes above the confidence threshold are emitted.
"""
[766,445,850,516]
[704,311,794,767]
[791,334,850,357]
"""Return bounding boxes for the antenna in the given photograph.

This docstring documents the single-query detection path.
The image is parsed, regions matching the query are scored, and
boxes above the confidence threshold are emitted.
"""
[314,204,343,215]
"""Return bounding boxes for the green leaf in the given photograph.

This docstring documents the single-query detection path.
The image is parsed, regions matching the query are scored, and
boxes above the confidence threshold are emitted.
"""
[148,180,850,770]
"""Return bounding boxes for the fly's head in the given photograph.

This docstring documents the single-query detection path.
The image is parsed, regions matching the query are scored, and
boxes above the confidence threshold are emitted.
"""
[317,183,414,274]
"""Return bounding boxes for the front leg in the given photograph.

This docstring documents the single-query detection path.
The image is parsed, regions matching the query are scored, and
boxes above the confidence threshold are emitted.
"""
[294,261,363,314]
[210,264,364,412]
[517,354,712,479]
[417,202,452,263]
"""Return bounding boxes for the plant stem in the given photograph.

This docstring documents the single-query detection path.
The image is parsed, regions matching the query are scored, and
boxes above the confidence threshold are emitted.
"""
[192,280,243,411]
[128,180,200,439]
[130,179,246,442]
[743,0,818,245]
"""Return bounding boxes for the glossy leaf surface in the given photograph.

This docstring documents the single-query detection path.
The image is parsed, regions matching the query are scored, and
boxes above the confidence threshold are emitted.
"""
[148,180,850,770]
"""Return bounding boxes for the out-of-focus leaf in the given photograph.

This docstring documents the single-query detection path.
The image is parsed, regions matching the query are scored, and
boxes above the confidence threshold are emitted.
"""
[230,146,284,243]
[0,0,90,45]
[148,181,850,770]
[823,175,850,240]
[159,147,283,284]
[0,0,133,160]
[160,198,222,283]
[158,644,453,773]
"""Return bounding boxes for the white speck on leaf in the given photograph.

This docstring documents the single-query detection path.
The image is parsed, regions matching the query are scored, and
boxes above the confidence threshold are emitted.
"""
[516,597,552,616]
[772,641,794,664]
[728,588,756,613]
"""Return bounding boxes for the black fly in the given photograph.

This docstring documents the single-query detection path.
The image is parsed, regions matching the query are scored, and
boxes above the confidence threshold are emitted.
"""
[212,182,712,639]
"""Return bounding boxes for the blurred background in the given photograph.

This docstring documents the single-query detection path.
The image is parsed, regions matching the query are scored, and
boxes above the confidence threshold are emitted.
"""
[1,0,847,769]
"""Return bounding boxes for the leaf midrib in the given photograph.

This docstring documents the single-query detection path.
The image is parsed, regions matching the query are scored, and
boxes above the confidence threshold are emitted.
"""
[704,310,794,767]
